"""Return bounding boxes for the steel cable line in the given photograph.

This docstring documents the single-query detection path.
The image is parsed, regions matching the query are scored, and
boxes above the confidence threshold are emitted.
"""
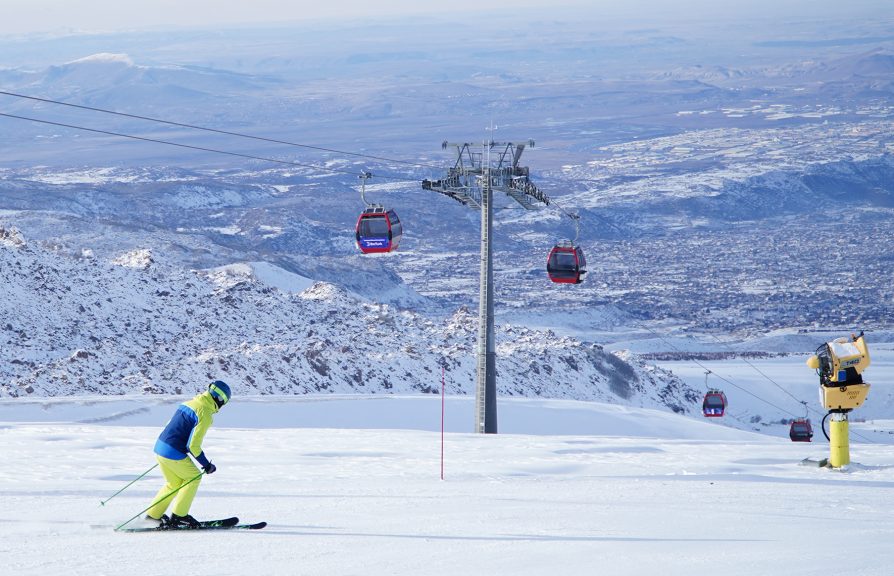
[545,196,582,237]
[548,195,579,221]
[0,112,422,183]
[0,89,443,171]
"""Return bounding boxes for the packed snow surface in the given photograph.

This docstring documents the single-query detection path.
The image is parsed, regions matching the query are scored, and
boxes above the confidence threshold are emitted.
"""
[3,394,894,576]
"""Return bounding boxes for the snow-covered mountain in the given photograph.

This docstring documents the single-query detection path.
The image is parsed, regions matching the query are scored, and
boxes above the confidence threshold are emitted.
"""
[0,225,700,413]
[2,52,281,106]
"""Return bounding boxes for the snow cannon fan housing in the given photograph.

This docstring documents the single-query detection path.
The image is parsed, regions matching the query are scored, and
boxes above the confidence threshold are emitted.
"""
[807,333,871,412]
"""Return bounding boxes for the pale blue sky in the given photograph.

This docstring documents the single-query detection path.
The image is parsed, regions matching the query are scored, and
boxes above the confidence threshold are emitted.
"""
[2,0,586,34]
[3,0,888,36]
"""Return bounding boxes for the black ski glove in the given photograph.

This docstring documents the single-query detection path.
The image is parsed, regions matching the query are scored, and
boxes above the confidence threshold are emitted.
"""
[203,462,217,475]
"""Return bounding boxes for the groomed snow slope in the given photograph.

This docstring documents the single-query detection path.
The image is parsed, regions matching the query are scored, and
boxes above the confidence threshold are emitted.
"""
[3,395,894,576]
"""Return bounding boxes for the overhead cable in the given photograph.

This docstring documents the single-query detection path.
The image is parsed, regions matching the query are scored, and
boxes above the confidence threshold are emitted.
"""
[0,90,442,171]
[0,112,420,183]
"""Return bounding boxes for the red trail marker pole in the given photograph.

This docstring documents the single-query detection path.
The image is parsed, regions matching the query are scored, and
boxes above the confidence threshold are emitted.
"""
[441,364,445,480]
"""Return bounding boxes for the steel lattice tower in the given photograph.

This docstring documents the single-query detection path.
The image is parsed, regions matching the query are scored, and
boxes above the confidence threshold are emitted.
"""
[423,140,549,433]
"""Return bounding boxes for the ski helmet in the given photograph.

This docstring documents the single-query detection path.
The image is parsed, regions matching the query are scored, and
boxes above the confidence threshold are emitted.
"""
[208,380,231,407]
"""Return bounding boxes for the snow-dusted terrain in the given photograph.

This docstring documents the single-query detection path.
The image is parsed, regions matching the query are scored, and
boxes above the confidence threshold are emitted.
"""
[0,225,698,418]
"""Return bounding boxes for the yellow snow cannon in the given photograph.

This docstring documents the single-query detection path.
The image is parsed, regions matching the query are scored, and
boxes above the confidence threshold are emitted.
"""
[807,331,872,467]
[807,332,870,411]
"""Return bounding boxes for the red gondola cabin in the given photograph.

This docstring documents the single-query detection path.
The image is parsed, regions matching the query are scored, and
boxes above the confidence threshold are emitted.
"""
[789,418,813,442]
[355,207,402,254]
[702,390,727,417]
[547,243,587,284]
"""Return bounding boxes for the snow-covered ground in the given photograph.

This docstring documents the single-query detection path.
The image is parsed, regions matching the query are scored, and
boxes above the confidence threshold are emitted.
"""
[3,388,894,576]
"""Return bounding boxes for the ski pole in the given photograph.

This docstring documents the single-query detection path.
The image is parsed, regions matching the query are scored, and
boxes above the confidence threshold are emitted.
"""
[100,463,159,507]
[114,470,205,531]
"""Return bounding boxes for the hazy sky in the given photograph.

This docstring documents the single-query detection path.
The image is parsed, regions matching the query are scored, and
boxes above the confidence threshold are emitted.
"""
[3,0,889,36]
[1,0,588,35]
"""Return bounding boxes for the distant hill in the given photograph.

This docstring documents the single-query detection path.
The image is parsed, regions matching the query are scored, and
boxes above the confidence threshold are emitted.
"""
[0,225,700,415]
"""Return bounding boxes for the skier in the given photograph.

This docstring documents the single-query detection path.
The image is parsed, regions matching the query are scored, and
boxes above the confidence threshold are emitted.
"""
[144,380,231,528]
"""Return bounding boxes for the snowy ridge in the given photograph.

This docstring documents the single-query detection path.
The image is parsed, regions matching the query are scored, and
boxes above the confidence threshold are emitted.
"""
[65,53,135,66]
[0,227,699,414]
[0,226,25,248]
[207,261,315,294]
[110,248,153,269]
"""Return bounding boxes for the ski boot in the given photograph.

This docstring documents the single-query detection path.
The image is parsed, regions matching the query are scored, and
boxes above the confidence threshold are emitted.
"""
[169,513,201,528]
[144,513,170,527]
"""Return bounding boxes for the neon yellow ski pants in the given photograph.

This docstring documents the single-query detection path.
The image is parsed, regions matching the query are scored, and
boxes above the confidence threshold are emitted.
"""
[146,455,203,518]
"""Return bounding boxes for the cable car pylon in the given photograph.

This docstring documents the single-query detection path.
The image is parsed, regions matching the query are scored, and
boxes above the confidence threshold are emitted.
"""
[423,139,549,434]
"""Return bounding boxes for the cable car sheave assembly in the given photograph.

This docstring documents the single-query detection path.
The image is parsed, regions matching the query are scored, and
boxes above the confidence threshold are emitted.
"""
[422,140,550,210]
[807,331,871,467]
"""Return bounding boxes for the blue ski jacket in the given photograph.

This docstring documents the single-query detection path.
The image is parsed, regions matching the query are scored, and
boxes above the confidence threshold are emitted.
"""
[154,391,218,468]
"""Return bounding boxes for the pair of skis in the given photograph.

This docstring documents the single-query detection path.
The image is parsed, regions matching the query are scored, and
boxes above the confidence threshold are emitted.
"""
[118,516,266,532]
